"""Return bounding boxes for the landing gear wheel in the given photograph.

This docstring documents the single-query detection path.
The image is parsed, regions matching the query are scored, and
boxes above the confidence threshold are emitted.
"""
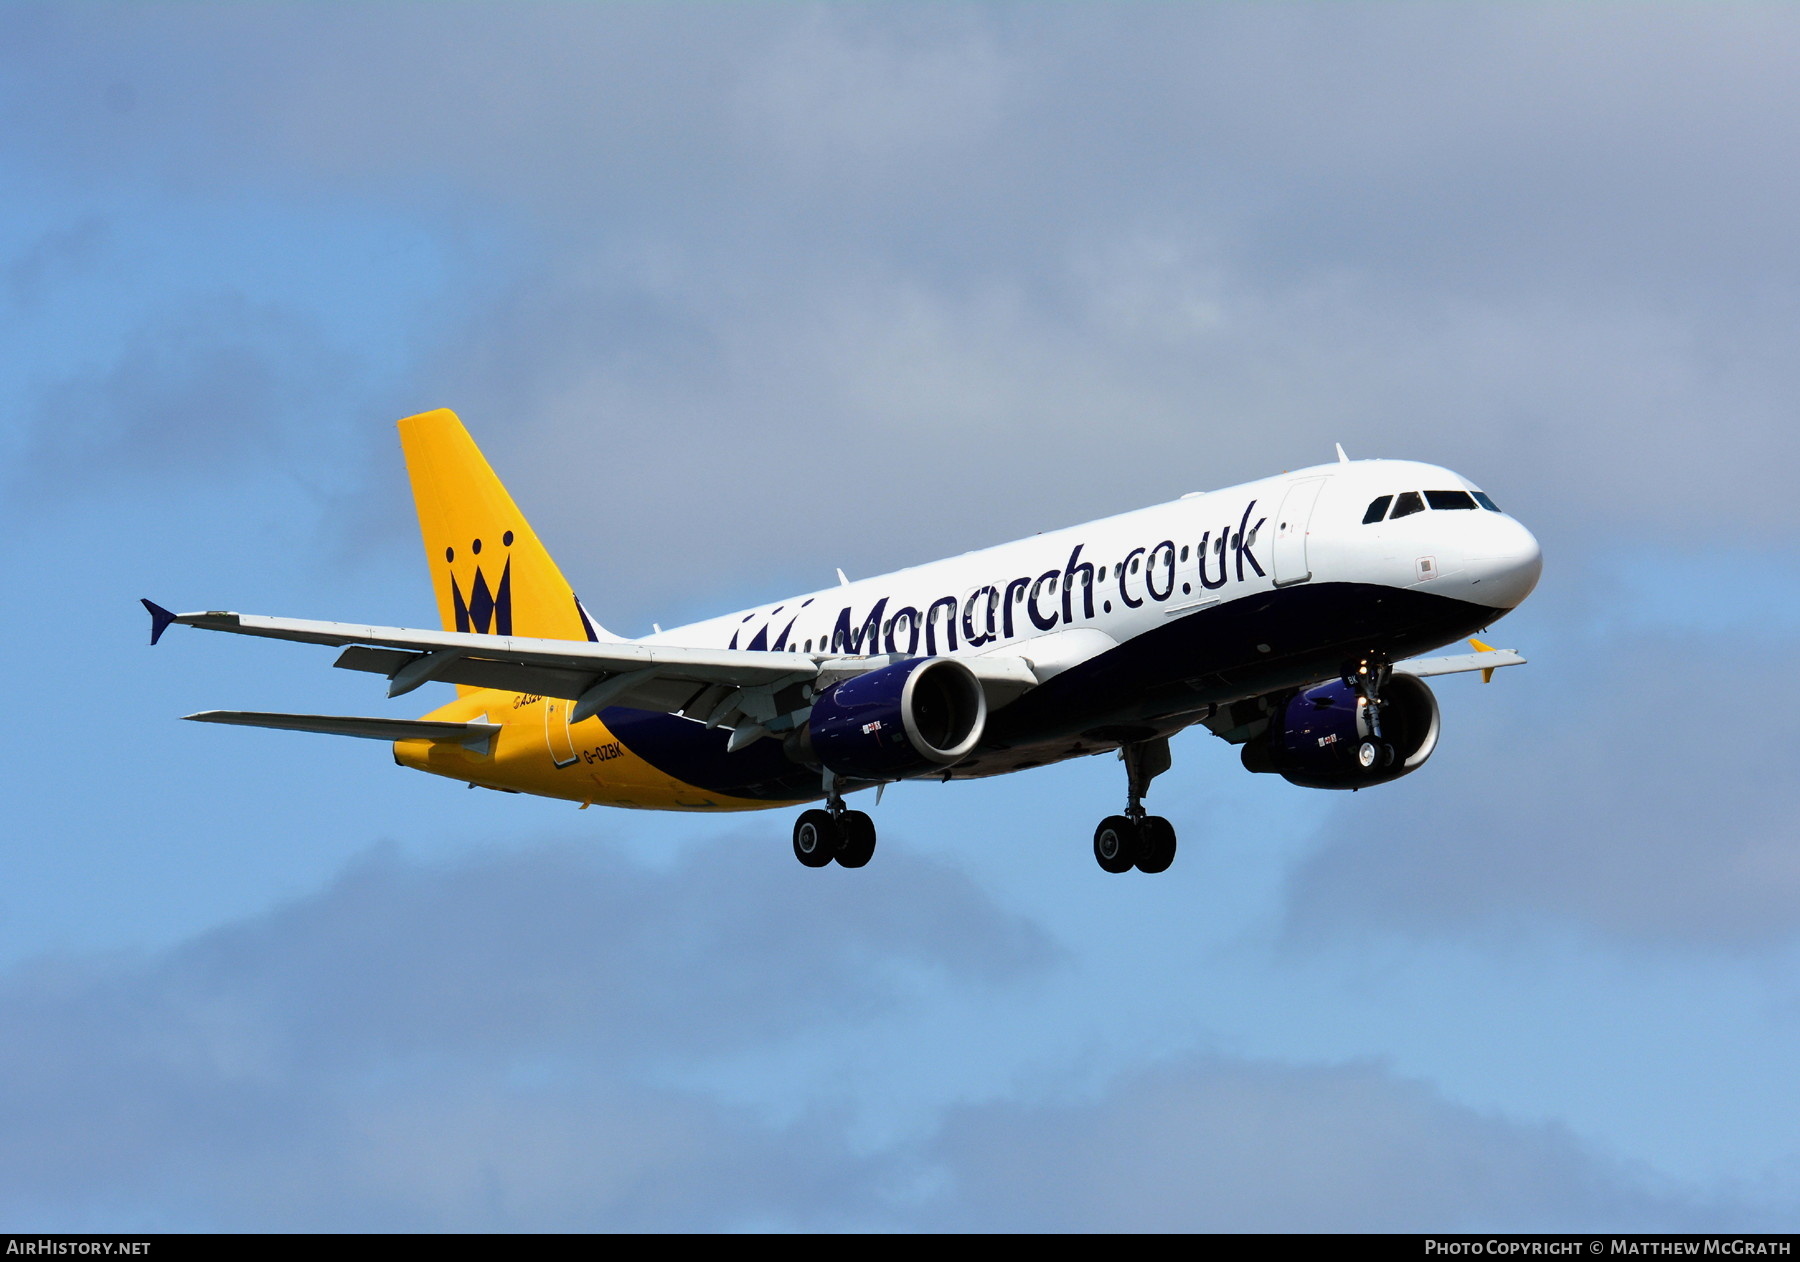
[836,811,877,868]
[1356,739,1381,770]
[1094,815,1139,874]
[1135,816,1177,874]
[793,809,839,868]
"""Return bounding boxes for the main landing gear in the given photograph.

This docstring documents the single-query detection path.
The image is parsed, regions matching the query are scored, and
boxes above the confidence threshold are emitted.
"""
[1345,655,1397,772]
[792,772,877,869]
[1093,736,1178,875]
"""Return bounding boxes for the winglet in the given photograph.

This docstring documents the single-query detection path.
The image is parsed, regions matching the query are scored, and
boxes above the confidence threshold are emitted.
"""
[142,599,178,646]
[1469,637,1496,683]
[1335,443,1350,464]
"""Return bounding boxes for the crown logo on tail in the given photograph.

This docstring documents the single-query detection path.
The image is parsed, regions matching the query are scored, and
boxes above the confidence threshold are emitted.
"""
[446,531,514,635]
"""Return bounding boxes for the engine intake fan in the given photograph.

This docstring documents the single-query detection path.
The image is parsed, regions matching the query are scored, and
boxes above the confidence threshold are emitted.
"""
[798,657,987,780]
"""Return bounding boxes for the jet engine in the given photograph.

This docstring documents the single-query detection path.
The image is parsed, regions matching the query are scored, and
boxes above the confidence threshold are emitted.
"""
[800,657,987,779]
[1240,672,1440,789]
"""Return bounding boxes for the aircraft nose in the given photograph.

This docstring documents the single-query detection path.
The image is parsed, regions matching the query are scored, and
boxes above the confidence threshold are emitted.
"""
[1466,516,1542,610]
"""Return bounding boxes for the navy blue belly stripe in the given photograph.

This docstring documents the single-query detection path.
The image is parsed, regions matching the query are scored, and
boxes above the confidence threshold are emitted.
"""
[601,707,822,803]
[990,581,1500,743]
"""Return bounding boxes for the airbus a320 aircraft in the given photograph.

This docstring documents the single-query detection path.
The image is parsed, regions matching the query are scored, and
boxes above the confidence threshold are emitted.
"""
[146,410,1540,874]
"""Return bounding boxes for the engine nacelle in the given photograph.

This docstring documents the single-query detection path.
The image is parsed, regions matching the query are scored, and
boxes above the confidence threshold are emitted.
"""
[804,657,987,780]
[1240,672,1440,790]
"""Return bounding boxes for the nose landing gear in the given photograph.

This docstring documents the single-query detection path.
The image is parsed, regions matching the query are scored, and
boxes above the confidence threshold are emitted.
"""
[792,772,877,869]
[1345,656,1397,770]
[1092,736,1178,875]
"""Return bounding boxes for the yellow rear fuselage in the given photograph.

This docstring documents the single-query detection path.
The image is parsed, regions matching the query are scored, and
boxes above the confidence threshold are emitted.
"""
[395,689,806,812]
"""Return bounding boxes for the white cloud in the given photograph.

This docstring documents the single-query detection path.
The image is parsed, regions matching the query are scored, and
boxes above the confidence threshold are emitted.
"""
[3,837,1752,1232]
[13,292,350,500]
[0,837,1051,1229]
[930,1054,1723,1232]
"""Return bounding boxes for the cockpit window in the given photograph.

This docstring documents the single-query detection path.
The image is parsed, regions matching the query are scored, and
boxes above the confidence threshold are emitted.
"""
[1362,495,1392,524]
[1390,490,1425,519]
[1425,490,1477,510]
[1472,491,1501,512]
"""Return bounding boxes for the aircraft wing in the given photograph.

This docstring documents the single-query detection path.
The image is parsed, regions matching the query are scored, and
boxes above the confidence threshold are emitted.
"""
[145,603,1041,737]
[148,602,818,716]
[1394,642,1526,682]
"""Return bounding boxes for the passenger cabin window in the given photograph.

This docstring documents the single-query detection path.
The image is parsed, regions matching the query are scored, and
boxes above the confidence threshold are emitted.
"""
[1390,490,1425,519]
[1363,495,1392,524]
[1473,491,1501,512]
[1425,490,1477,510]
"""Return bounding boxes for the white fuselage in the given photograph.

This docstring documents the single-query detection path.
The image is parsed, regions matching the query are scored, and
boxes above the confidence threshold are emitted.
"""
[653,458,1539,665]
[639,458,1541,778]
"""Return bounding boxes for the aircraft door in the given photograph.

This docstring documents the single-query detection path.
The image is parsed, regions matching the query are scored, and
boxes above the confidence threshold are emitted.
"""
[545,697,579,767]
[1272,477,1327,587]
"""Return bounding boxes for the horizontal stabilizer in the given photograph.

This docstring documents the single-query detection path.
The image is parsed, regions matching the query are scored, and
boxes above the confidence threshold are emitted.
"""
[184,710,500,752]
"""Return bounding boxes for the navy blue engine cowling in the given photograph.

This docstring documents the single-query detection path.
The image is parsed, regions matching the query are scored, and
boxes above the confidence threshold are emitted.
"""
[1240,672,1440,790]
[806,657,987,780]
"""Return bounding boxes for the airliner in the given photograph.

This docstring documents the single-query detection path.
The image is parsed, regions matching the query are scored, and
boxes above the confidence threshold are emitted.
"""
[145,409,1541,874]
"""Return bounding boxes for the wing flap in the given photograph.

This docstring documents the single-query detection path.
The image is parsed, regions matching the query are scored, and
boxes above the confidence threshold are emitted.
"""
[333,646,594,703]
[333,646,414,675]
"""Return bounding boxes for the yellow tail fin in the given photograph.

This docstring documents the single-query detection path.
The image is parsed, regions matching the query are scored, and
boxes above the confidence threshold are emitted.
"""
[397,409,606,643]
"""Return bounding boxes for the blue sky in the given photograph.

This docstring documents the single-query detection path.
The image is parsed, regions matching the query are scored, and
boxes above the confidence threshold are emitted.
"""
[3,3,1799,1231]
